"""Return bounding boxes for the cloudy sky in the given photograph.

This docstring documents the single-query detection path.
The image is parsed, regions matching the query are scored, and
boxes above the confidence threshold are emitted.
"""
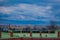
[0,0,60,25]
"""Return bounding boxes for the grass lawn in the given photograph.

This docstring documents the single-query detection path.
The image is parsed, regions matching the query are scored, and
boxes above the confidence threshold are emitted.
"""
[1,32,58,39]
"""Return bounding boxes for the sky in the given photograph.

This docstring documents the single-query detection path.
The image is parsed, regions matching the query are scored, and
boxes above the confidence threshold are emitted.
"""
[0,0,60,26]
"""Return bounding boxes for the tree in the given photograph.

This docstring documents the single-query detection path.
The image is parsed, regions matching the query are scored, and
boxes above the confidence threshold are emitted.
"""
[49,21,58,30]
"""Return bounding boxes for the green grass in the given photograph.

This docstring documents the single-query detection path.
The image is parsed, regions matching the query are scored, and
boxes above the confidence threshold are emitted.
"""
[42,33,58,38]
[1,32,59,39]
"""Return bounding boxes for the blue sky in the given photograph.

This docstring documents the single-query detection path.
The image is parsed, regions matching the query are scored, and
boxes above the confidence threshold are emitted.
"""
[0,0,60,26]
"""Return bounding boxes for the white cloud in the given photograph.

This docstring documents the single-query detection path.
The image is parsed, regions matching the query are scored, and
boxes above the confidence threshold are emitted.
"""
[0,0,7,2]
[52,0,60,2]
[45,0,60,3]
[0,0,4,2]
[0,7,14,14]
[0,4,55,21]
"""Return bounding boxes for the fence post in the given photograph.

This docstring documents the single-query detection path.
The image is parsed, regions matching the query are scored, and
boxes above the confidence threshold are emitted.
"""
[30,31,32,37]
[10,31,13,37]
[58,31,60,37]
[0,31,1,38]
[40,31,42,38]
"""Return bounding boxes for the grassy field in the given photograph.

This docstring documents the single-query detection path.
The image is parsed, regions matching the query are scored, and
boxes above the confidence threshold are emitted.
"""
[1,32,58,39]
